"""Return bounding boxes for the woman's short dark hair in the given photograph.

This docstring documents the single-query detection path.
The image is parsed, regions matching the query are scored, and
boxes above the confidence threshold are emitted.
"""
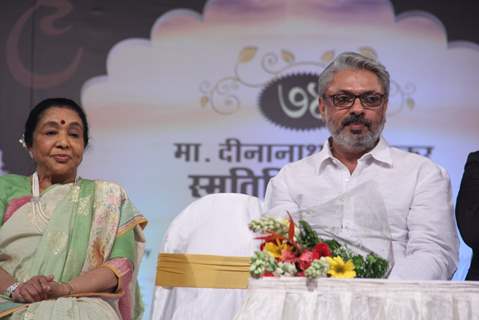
[24,98,89,147]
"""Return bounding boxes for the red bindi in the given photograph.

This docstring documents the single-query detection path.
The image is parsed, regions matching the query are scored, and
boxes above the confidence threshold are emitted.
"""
[60,120,66,125]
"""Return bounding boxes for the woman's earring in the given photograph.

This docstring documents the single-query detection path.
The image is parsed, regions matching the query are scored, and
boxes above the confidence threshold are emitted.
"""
[18,134,27,149]
[18,134,32,158]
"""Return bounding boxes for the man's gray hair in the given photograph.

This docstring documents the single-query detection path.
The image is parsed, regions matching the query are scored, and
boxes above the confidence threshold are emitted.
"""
[317,51,390,98]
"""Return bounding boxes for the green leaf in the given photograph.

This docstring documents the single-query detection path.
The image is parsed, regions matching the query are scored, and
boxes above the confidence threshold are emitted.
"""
[363,253,389,278]
[321,50,335,63]
[238,46,258,63]
[281,50,295,64]
[352,255,366,278]
[200,96,209,107]
[297,220,319,249]
[406,97,415,110]
[324,239,341,253]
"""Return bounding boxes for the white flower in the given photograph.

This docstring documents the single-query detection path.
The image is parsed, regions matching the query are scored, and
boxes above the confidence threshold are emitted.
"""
[273,262,297,277]
[305,257,330,279]
[248,217,289,236]
[250,251,278,278]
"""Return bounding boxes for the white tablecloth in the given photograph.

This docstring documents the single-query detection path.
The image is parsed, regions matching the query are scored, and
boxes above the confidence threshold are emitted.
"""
[234,278,479,320]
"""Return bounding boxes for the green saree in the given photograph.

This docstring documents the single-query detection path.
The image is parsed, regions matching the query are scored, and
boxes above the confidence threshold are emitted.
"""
[0,174,147,319]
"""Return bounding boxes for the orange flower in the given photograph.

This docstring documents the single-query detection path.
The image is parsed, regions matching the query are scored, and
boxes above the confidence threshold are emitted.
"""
[264,239,290,259]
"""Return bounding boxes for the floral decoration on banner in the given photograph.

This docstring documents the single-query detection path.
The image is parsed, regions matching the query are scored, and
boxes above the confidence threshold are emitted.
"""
[200,47,415,117]
[248,215,389,279]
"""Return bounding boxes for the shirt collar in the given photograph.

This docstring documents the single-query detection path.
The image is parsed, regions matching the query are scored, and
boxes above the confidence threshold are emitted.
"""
[315,138,334,170]
[365,136,393,166]
[315,136,393,173]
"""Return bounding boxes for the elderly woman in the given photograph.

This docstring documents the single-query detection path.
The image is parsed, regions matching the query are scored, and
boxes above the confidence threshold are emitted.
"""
[456,151,479,280]
[0,98,146,319]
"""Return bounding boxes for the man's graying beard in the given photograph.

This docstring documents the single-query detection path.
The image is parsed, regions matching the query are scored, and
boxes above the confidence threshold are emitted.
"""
[327,113,384,152]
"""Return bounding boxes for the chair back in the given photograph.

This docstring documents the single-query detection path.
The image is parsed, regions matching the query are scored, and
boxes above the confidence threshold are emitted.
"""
[151,193,262,320]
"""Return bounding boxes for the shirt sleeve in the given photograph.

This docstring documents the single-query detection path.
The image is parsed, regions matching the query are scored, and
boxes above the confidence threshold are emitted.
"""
[456,152,479,249]
[264,167,301,217]
[388,164,459,280]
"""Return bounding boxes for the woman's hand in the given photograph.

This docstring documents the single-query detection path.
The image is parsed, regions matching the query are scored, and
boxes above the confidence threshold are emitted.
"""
[11,275,54,303]
[46,281,73,299]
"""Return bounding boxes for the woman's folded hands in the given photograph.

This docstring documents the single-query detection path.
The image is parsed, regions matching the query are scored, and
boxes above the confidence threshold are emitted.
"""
[11,275,73,303]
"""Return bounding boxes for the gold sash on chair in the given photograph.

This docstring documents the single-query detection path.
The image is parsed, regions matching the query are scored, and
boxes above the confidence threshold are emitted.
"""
[156,253,251,289]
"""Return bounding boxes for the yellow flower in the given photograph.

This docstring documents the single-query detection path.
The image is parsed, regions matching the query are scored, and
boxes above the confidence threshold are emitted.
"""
[326,256,356,278]
[264,240,290,258]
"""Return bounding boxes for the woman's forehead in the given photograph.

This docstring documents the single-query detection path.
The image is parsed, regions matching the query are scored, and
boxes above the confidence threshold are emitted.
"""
[38,107,83,126]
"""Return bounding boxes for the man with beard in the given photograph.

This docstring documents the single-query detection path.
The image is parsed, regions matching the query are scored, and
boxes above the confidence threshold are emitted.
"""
[264,52,458,280]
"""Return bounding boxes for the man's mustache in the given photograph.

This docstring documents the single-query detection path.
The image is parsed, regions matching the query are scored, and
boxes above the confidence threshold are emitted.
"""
[341,113,371,129]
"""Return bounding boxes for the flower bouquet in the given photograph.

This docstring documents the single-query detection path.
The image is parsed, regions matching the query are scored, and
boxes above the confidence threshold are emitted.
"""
[249,215,389,279]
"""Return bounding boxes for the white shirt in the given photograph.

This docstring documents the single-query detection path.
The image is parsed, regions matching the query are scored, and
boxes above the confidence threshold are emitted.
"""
[264,137,459,280]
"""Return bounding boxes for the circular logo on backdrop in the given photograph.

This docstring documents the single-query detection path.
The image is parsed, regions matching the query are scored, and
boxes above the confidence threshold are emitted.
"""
[258,73,325,130]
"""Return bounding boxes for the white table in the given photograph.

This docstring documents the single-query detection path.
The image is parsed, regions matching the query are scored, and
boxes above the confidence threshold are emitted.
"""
[234,278,479,320]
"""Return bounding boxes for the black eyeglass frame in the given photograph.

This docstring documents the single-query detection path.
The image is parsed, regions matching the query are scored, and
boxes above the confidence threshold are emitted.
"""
[323,91,386,110]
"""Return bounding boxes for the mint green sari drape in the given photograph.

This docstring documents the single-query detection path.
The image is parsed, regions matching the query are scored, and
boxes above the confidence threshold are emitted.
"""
[0,175,147,319]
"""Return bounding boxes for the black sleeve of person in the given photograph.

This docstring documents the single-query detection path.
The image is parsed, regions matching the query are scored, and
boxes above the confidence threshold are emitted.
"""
[456,151,479,248]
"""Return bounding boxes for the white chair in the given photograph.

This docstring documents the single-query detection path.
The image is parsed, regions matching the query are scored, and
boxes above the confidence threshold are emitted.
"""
[151,193,262,320]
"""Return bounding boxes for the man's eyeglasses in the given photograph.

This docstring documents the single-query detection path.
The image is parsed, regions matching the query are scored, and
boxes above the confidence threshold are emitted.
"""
[324,92,385,110]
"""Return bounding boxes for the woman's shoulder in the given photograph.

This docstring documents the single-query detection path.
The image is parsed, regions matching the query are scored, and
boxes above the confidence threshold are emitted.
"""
[0,174,29,184]
[86,179,129,198]
[90,179,125,189]
[0,175,31,208]
[88,180,141,217]
[0,174,30,193]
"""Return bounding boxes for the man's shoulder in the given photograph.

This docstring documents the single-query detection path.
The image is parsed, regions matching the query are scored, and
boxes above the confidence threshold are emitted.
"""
[279,152,321,173]
[467,151,479,162]
[389,146,447,176]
